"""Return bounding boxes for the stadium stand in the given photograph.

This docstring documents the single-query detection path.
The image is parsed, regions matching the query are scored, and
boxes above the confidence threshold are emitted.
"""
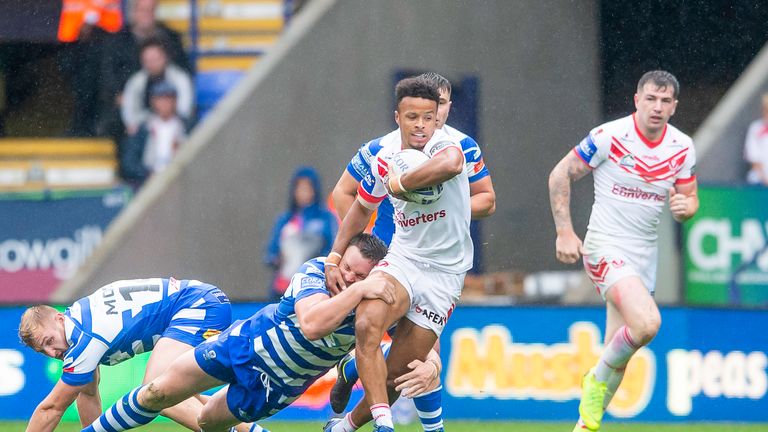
[156,0,290,117]
[0,138,117,190]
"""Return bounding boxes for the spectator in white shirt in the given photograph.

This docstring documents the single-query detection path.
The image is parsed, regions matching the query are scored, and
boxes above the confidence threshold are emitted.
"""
[120,38,193,136]
[744,93,768,185]
[120,81,187,186]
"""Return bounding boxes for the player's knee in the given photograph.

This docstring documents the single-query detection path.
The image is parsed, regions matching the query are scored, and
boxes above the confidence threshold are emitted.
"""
[354,313,385,346]
[196,409,215,431]
[634,313,661,346]
[142,381,170,410]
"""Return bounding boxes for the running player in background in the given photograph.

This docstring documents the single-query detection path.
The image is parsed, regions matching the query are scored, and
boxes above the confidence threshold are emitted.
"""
[548,70,699,432]
[324,77,472,432]
[330,71,496,432]
[79,234,391,432]
[19,278,236,431]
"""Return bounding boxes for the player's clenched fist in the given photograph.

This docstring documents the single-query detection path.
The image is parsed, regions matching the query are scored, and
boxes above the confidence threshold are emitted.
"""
[668,187,690,222]
[555,229,584,264]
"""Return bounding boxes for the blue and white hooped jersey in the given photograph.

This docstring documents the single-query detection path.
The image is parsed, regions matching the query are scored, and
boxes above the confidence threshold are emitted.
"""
[243,257,355,397]
[61,278,228,386]
[346,125,489,246]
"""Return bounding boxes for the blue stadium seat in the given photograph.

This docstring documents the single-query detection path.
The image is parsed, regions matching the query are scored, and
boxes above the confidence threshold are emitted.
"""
[195,70,245,119]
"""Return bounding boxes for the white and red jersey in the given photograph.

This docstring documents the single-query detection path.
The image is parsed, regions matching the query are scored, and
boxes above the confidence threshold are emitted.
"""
[744,118,768,184]
[358,128,473,273]
[574,114,696,243]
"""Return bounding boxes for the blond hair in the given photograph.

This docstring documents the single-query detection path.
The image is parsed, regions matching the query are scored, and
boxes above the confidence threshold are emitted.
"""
[18,305,59,349]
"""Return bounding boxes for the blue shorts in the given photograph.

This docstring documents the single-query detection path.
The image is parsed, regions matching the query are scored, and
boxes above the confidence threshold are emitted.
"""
[194,320,291,422]
[163,285,233,346]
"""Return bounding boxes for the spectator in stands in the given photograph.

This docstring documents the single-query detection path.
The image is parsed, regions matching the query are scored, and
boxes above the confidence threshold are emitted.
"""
[121,38,193,137]
[744,93,768,186]
[59,22,110,137]
[265,166,338,300]
[99,0,190,139]
[120,81,187,186]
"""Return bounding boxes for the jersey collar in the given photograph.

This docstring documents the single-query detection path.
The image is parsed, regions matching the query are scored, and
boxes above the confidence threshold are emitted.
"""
[632,113,667,149]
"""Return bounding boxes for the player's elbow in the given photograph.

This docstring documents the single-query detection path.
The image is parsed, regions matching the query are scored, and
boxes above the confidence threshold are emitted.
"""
[299,319,326,341]
[445,158,464,177]
[302,325,324,341]
[485,199,497,217]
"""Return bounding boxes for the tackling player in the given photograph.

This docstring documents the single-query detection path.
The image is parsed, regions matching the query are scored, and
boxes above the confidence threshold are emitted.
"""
[79,234,392,432]
[324,76,473,432]
[330,71,495,432]
[19,278,237,431]
[548,70,698,432]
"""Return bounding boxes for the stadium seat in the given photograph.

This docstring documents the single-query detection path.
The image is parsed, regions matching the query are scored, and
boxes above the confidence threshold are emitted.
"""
[157,0,288,117]
[195,70,246,118]
[0,138,117,191]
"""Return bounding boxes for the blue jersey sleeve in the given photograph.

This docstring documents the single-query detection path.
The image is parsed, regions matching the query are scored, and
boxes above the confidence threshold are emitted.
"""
[61,330,106,386]
[461,136,490,183]
[346,147,370,182]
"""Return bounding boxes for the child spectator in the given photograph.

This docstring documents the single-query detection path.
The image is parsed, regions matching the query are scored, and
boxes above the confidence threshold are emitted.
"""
[120,81,186,186]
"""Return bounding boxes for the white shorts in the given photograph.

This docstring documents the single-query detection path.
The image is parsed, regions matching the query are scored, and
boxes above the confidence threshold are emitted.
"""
[372,251,464,337]
[582,232,657,300]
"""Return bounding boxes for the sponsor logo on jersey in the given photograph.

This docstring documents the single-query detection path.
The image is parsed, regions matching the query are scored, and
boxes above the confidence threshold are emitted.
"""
[577,135,597,162]
[395,210,447,228]
[202,348,217,360]
[611,184,666,202]
[428,140,452,156]
[414,304,448,326]
[351,153,371,178]
[642,154,660,162]
[202,329,221,340]
[620,154,636,168]
[611,259,625,268]
[300,277,324,290]
[472,158,485,174]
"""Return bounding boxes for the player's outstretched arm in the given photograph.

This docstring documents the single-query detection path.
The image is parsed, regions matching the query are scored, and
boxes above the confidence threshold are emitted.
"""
[26,379,86,432]
[76,367,102,428]
[297,276,395,340]
[333,170,360,221]
[469,176,496,219]
[326,199,375,294]
[548,151,591,264]
[393,347,442,398]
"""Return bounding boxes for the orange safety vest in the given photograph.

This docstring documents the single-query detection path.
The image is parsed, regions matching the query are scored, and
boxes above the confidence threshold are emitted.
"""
[58,0,123,42]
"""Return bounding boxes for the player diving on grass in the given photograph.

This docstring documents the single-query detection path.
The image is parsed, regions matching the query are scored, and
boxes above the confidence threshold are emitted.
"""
[79,233,392,432]
[329,71,496,432]
[19,278,248,432]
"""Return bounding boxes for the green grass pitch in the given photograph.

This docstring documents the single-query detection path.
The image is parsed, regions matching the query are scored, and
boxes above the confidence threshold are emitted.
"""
[4,422,767,431]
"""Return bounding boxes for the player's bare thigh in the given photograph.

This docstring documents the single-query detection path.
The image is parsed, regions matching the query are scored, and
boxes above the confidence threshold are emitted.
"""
[355,272,410,333]
[198,386,241,431]
[385,318,438,386]
[140,348,226,410]
[604,276,661,346]
[144,337,196,382]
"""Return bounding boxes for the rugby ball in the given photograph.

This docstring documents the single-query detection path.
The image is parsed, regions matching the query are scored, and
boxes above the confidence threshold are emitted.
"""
[390,149,444,205]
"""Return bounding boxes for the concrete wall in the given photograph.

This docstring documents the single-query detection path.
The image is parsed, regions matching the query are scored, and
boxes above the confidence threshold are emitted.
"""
[694,43,768,183]
[55,0,601,302]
